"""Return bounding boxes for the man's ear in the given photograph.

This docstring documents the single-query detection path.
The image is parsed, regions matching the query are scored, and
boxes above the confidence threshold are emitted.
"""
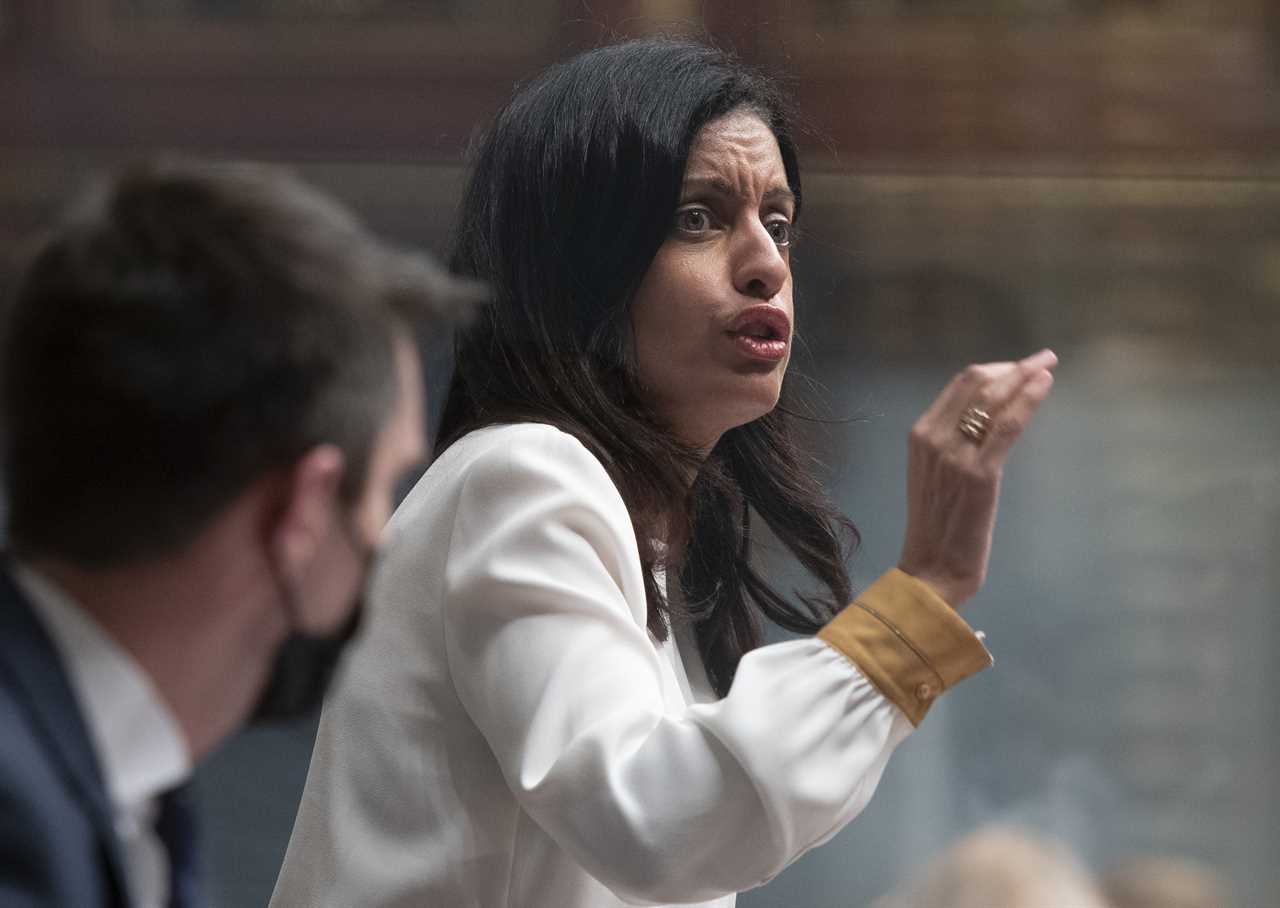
[267,444,347,578]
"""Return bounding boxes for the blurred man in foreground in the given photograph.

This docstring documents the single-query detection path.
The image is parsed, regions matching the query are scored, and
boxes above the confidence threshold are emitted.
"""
[1102,856,1231,908]
[872,826,1110,908]
[0,161,479,908]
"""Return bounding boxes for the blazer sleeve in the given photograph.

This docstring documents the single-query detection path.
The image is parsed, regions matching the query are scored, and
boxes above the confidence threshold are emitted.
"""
[442,427,989,905]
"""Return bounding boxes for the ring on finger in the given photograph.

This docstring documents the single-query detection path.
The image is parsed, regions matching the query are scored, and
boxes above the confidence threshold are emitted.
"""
[957,406,992,444]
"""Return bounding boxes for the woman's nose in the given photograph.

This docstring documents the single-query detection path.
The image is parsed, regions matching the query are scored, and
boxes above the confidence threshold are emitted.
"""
[731,219,789,301]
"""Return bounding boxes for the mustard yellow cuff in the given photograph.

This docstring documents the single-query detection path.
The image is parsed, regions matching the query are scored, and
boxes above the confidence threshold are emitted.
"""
[817,568,993,726]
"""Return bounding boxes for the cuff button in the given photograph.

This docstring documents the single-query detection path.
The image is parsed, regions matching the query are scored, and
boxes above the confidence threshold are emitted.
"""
[915,682,937,702]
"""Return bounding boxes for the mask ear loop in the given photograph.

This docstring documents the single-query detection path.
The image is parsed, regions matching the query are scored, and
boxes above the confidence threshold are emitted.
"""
[251,510,372,723]
[266,537,306,639]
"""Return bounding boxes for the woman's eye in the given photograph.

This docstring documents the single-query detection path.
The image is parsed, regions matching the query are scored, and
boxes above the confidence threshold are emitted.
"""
[765,219,792,247]
[675,207,712,234]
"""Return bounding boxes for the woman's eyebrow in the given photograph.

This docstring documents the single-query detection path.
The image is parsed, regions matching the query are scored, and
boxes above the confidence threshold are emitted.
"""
[680,176,734,198]
[762,187,797,209]
[680,176,796,209]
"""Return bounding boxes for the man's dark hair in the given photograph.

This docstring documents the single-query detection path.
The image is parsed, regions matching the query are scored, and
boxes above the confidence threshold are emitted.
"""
[1,160,479,566]
[442,37,858,697]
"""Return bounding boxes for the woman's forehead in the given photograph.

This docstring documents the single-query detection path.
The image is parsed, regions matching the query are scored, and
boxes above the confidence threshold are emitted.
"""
[683,111,790,199]
[688,110,777,157]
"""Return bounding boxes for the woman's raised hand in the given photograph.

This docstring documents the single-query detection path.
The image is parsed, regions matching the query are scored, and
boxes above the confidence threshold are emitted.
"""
[896,349,1058,608]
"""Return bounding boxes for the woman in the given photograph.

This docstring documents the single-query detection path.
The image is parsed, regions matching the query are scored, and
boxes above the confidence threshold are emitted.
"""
[272,37,1056,908]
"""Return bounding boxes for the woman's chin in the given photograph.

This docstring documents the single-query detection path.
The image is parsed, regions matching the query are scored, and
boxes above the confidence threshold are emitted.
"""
[653,379,783,450]
[707,391,784,440]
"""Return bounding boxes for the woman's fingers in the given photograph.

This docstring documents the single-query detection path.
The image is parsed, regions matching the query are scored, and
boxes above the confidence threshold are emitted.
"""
[968,349,1057,418]
[978,366,1055,464]
[917,348,1057,443]
[918,361,1016,429]
[956,348,1057,458]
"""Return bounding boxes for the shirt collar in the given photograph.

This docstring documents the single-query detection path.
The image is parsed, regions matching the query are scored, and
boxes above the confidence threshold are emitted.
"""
[12,563,192,811]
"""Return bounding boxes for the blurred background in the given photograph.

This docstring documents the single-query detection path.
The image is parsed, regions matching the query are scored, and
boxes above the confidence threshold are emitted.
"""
[2,1,1277,906]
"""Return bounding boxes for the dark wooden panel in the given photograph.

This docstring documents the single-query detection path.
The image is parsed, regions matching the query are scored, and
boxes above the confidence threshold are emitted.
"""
[3,1,1275,169]
[767,12,1280,172]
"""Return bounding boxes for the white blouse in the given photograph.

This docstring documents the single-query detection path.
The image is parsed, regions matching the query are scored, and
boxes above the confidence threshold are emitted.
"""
[271,423,987,907]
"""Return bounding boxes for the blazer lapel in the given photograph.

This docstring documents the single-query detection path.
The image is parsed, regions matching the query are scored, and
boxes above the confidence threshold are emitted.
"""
[0,562,132,901]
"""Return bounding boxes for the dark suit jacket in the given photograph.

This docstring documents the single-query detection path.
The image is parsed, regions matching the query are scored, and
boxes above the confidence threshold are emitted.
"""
[0,563,132,908]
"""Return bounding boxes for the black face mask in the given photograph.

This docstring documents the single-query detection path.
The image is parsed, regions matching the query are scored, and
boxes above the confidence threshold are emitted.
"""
[250,532,375,724]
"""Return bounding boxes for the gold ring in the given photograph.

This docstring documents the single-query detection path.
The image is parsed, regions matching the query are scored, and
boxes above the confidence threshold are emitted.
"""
[957,406,992,444]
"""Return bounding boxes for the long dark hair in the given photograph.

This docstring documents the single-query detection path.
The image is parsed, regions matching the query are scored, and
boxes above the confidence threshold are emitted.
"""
[440,37,858,696]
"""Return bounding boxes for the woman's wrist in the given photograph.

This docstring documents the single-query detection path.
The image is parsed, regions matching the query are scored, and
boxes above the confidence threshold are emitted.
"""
[894,564,968,610]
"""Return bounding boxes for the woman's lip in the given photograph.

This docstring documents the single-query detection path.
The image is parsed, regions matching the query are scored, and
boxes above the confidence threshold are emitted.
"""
[731,333,788,362]
[727,304,792,342]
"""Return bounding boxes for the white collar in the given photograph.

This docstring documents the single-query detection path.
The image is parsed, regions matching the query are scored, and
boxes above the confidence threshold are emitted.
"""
[13,563,192,811]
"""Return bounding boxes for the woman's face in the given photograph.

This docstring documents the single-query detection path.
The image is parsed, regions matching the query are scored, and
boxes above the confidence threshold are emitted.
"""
[630,109,796,452]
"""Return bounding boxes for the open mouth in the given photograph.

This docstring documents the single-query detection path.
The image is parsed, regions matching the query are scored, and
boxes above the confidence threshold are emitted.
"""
[727,305,791,362]
[737,322,783,341]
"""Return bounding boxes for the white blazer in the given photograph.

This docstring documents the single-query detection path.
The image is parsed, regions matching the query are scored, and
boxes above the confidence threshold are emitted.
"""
[271,423,988,907]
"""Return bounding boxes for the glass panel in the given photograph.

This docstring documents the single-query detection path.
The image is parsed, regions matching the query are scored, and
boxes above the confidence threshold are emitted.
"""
[742,170,1280,907]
